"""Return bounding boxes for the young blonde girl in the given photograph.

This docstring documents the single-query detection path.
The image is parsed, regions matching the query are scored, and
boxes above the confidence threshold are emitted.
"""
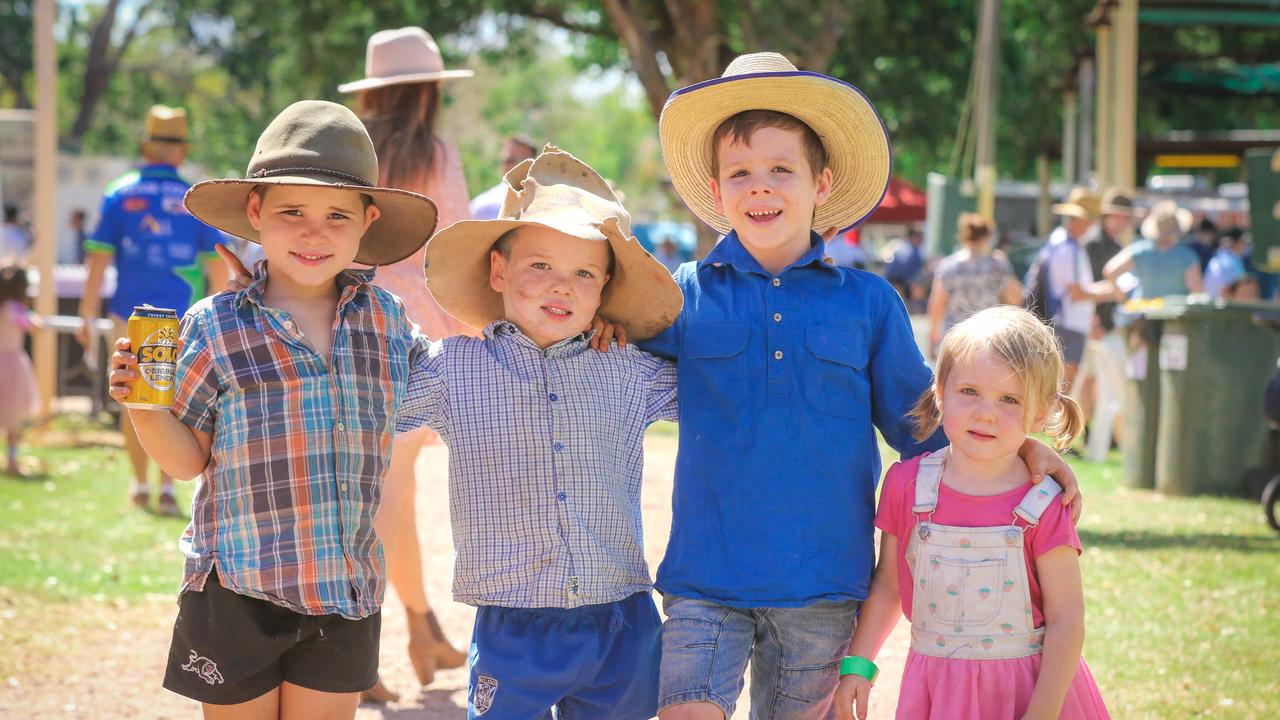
[0,263,40,475]
[835,306,1110,720]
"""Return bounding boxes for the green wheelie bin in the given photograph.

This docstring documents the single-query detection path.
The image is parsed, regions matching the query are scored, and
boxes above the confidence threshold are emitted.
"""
[1146,298,1280,497]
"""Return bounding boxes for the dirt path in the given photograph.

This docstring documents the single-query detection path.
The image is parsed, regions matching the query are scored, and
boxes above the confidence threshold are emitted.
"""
[0,434,908,718]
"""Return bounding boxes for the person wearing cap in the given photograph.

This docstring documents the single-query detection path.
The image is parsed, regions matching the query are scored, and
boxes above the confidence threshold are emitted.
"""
[1075,189,1133,461]
[470,134,540,221]
[624,52,1081,720]
[397,145,681,720]
[77,105,232,516]
[1102,200,1203,300]
[338,25,475,701]
[1043,188,1117,387]
[106,100,439,715]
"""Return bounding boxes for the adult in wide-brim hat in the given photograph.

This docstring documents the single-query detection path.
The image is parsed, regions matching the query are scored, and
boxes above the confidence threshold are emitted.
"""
[659,52,891,235]
[425,145,682,341]
[1139,199,1194,241]
[141,104,188,146]
[338,27,473,93]
[1051,187,1102,220]
[184,100,438,266]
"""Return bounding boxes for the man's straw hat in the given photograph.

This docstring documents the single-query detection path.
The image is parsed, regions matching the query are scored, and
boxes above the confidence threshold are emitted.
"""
[338,27,474,93]
[1140,200,1194,240]
[1051,187,1102,220]
[425,146,682,341]
[659,52,891,235]
[184,100,438,266]
[142,105,188,144]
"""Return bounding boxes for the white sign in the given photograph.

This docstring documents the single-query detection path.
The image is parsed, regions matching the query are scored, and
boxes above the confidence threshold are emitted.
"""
[1159,333,1189,372]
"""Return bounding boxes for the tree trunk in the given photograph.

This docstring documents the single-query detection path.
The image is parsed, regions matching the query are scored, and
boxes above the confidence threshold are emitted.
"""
[67,0,154,148]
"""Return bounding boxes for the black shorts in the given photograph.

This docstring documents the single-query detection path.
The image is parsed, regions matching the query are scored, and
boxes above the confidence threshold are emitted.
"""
[162,569,380,705]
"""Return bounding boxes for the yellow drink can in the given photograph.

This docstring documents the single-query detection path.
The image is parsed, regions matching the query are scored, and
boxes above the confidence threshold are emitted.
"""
[124,306,179,410]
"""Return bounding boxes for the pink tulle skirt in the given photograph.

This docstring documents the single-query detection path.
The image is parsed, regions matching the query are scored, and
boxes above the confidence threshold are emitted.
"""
[0,349,38,432]
[896,650,1112,719]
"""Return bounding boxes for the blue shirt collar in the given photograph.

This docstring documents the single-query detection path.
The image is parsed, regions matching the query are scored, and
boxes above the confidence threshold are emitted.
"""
[138,163,182,179]
[698,230,835,277]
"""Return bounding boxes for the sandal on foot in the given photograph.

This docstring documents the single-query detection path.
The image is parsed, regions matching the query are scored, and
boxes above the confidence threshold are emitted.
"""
[157,492,182,517]
[129,488,150,510]
[360,676,399,704]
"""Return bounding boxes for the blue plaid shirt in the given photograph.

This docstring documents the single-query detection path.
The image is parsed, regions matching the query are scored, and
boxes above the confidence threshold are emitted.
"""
[397,320,678,609]
[172,261,425,619]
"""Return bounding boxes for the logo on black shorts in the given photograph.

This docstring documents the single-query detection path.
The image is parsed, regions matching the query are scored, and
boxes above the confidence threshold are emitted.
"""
[473,675,499,715]
[182,650,225,686]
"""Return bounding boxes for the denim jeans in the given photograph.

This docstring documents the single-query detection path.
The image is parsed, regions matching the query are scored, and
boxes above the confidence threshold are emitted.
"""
[658,595,858,720]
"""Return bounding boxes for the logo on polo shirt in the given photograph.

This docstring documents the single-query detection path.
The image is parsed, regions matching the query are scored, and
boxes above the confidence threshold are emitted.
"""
[473,675,499,715]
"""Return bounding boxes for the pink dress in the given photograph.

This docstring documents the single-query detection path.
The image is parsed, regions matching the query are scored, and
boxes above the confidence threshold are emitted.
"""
[0,300,38,431]
[372,139,479,341]
[876,453,1111,719]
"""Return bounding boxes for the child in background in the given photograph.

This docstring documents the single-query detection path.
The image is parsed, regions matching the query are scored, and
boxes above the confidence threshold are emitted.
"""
[0,264,39,475]
[109,100,439,718]
[835,306,1110,720]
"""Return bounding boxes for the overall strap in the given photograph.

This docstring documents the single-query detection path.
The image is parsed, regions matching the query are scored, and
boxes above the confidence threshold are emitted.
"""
[1014,478,1064,527]
[912,449,948,514]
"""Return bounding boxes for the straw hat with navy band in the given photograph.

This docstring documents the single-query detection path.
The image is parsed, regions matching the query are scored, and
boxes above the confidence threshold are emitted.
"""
[659,52,892,235]
[184,100,439,267]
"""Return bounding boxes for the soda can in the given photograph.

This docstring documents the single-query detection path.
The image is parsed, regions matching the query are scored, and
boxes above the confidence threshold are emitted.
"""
[124,306,179,409]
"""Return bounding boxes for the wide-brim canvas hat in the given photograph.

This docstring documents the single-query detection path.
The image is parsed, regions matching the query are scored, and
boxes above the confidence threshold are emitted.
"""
[1052,187,1102,220]
[142,105,188,144]
[1140,200,1194,240]
[659,52,891,235]
[1100,188,1135,216]
[425,145,682,341]
[184,100,438,266]
[338,27,474,93]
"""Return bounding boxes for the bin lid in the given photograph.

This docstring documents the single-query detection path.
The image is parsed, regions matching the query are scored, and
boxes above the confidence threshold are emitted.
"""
[1141,295,1280,319]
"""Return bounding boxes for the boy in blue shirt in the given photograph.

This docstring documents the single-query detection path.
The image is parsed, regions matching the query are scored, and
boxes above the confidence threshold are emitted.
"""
[618,52,1081,720]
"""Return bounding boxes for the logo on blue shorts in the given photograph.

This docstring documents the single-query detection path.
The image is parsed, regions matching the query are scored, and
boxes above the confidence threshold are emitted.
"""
[474,675,499,715]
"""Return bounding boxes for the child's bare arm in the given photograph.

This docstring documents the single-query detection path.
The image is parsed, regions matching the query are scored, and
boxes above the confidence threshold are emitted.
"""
[1022,545,1085,720]
[835,533,902,720]
[109,337,212,479]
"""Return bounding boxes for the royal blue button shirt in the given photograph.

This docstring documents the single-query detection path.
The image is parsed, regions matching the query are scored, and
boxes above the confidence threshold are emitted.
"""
[639,231,946,607]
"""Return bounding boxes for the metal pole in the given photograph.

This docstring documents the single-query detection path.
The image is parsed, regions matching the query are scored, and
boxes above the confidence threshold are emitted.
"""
[974,0,1000,220]
[1063,89,1078,186]
[1077,56,1095,185]
[33,0,57,414]
[1113,0,1138,191]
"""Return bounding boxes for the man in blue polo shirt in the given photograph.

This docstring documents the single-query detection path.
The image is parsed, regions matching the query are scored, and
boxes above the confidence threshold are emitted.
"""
[77,105,229,515]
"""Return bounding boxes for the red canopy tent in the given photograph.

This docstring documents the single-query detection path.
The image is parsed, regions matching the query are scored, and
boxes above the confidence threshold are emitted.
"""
[865,177,926,224]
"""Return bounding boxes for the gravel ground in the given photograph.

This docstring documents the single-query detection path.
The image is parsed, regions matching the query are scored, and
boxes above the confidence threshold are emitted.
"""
[0,435,908,719]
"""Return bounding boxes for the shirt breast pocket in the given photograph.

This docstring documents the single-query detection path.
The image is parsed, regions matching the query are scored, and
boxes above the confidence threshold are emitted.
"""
[802,326,869,421]
[682,322,750,416]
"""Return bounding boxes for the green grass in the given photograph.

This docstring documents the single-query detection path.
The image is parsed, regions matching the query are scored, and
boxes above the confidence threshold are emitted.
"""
[1,420,1278,717]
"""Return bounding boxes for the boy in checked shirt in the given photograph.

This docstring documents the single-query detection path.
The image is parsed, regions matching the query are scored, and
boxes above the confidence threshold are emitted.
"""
[108,100,439,717]
[396,145,683,720]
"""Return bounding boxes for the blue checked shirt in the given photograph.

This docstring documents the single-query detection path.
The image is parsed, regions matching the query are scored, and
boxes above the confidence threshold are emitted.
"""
[639,231,947,607]
[171,261,425,619]
[397,320,678,609]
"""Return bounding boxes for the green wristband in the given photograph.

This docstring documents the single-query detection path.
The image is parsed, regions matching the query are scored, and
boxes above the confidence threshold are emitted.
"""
[839,655,879,684]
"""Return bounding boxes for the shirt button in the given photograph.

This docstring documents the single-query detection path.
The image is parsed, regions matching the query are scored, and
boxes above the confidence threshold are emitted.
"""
[553,442,565,453]
[340,482,348,492]
[336,421,345,432]
[772,278,781,287]
[283,320,293,330]
[549,393,558,402]
[774,350,784,360]
[557,491,567,502]
[773,312,782,322]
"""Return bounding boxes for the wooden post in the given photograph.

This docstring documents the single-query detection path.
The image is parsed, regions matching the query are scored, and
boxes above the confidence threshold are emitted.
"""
[33,0,57,414]
[1112,0,1138,191]
[1077,56,1095,185]
[974,0,1000,221]
[1063,89,1078,186]
[1094,19,1113,188]
[1037,153,1052,237]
